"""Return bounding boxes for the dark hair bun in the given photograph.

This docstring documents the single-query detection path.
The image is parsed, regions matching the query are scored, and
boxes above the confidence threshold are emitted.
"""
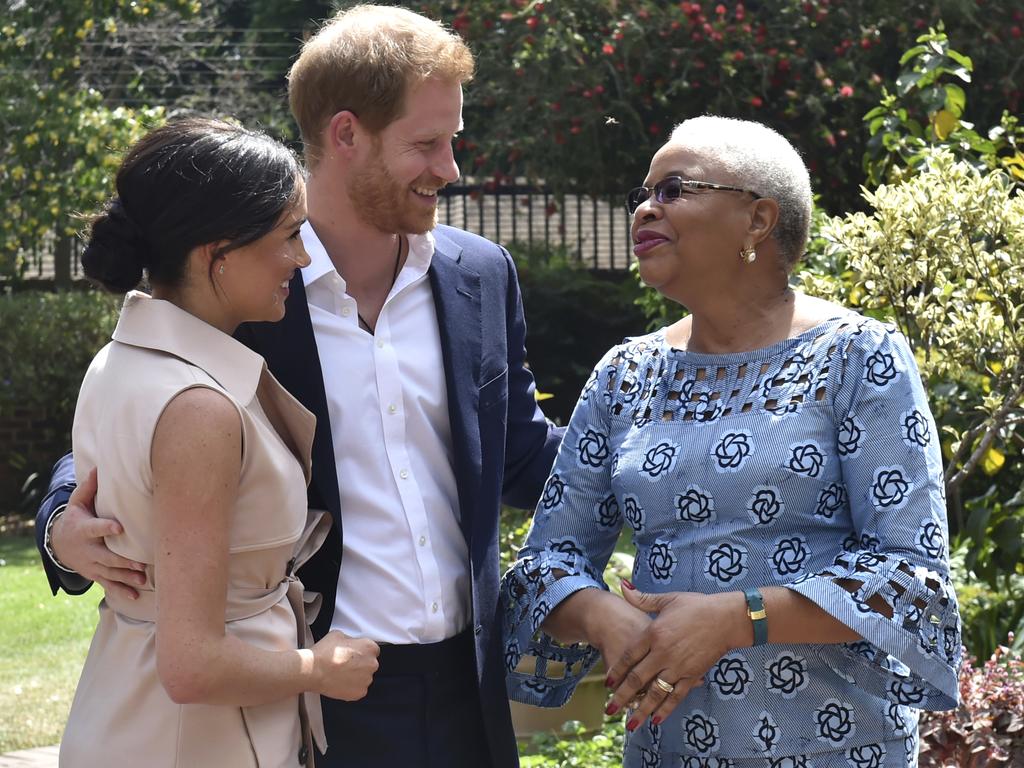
[80,198,150,293]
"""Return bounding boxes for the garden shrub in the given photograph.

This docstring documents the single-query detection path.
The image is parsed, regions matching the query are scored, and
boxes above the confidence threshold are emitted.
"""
[512,241,646,424]
[0,289,119,513]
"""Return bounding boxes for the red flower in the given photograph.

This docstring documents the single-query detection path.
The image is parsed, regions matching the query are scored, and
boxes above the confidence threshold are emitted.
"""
[733,50,745,61]
[715,3,726,15]
[526,16,539,30]
[750,95,763,107]
[602,43,615,55]
[839,85,854,97]
[633,74,645,85]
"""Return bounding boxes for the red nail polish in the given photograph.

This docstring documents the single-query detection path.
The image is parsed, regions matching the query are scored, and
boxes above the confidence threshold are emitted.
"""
[605,702,620,716]
[652,716,663,726]
[621,578,636,590]
[626,718,638,732]
[605,675,615,688]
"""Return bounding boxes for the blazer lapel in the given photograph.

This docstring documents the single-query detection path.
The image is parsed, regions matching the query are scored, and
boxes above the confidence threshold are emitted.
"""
[429,236,482,547]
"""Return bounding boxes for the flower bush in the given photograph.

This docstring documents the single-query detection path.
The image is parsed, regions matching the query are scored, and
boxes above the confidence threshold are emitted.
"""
[420,0,1024,213]
[919,639,1024,767]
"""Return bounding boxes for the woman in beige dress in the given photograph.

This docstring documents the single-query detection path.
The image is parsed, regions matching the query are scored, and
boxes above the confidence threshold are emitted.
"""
[59,118,379,766]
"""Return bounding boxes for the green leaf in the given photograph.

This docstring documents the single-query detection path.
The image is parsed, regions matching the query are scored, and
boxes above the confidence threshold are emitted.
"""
[965,506,992,542]
[896,71,923,96]
[944,84,966,117]
[946,49,974,71]
[899,44,928,66]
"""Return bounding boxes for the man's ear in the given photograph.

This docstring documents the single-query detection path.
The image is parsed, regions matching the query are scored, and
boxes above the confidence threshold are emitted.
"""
[325,110,360,157]
[748,197,780,246]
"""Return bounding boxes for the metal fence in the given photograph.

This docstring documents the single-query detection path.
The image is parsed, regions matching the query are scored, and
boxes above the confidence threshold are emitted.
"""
[440,184,634,270]
[14,183,635,283]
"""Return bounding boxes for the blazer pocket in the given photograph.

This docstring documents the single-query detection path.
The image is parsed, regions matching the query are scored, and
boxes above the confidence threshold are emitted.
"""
[479,366,509,412]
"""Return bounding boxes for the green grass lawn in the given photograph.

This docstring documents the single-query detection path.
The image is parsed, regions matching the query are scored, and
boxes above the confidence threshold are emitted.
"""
[0,535,99,752]
[0,527,624,760]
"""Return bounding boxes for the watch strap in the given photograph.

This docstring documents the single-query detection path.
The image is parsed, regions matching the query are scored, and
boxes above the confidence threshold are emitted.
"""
[744,587,768,646]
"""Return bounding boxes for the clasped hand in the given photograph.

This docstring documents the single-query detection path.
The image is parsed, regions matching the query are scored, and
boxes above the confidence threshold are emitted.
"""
[601,585,743,730]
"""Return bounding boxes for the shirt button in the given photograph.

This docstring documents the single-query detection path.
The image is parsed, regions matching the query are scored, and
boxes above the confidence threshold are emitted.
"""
[388,403,397,414]
[431,602,439,613]
[341,307,351,317]
[399,469,409,479]
[377,339,385,348]
[418,535,427,546]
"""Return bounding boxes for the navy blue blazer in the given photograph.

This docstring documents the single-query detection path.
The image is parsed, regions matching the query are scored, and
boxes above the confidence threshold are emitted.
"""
[37,224,563,768]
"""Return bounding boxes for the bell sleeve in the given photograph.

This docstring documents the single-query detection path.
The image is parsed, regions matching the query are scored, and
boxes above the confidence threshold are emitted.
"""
[502,346,626,708]
[786,321,962,710]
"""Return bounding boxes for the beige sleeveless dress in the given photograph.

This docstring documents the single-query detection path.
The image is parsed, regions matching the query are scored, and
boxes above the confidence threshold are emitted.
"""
[61,291,329,767]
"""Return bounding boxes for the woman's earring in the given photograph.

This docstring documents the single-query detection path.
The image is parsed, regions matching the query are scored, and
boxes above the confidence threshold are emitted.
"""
[740,246,756,264]
[218,264,225,275]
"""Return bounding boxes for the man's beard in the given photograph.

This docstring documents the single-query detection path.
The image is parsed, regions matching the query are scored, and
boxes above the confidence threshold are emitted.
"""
[348,148,440,235]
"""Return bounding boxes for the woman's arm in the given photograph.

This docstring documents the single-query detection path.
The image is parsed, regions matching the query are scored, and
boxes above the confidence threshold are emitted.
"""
[152,387,378,706]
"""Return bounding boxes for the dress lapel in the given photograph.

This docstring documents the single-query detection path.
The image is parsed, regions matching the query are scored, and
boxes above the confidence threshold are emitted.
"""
[247,274,342,526]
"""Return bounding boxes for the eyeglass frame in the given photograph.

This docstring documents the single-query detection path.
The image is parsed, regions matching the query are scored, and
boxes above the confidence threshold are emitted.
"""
[626,176,762,214]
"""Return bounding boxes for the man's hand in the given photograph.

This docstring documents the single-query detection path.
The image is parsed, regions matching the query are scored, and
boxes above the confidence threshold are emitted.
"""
[51,468,147,600]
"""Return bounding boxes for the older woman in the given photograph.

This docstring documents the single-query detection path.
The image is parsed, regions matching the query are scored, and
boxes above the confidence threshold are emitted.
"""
[503,116,961,767]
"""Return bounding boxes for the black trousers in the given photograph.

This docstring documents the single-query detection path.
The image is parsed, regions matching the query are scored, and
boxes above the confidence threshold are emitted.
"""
[316,629,494,768]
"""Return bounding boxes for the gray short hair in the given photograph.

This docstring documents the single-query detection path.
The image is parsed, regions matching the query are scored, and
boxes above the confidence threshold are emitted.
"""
[669,116,812,267]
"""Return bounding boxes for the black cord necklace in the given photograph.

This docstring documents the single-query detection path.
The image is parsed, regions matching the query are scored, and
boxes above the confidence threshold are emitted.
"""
[357,236,403,334]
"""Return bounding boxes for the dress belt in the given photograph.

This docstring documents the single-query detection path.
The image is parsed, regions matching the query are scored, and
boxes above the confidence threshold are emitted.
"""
[104,510,333,759]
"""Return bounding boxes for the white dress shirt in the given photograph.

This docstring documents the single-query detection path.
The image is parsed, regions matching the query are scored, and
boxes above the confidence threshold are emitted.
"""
[301,222,471,644]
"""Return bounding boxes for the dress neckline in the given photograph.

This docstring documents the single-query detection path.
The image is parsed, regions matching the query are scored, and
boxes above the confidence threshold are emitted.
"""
[658,313,856,364]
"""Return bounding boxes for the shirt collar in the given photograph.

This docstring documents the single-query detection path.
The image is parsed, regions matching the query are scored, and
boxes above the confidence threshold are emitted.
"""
[300,220,435,290]
[111,291,265,406]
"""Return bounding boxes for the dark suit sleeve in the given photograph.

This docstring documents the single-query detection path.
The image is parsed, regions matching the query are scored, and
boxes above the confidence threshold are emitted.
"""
[35,452,91,595]
[498,247,566,509]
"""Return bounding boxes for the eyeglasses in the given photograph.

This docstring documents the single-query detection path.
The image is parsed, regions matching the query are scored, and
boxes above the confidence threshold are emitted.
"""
[626,176,761,214]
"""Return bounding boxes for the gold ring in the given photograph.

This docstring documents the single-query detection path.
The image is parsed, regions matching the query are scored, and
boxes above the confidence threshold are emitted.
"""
[654,676,675,694]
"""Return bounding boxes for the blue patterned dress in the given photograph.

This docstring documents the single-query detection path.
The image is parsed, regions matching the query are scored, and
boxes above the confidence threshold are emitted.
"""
[503,315,961,768]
